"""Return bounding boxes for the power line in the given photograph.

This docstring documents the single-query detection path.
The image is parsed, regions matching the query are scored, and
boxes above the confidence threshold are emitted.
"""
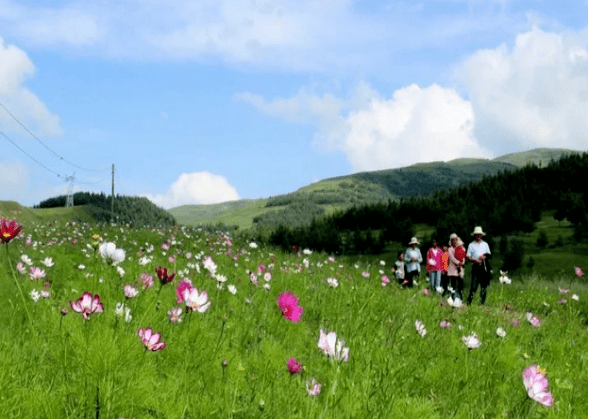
[0,101,109,173]
[0,129,63,178]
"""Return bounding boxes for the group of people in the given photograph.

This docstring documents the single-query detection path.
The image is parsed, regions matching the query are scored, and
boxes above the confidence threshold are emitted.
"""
[394,226,492,305]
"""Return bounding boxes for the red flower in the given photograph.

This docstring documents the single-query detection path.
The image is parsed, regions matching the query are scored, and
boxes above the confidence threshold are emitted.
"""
[156,266,175,285]
[1,218,23,244]
[287,357,302,375]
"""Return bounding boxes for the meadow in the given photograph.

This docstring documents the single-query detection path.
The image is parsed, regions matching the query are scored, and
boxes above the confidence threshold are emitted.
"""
[0,217,586,418]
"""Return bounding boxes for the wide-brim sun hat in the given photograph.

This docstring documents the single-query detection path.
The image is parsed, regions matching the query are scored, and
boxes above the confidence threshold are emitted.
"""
[471,226,486,236]
[408,237,420,245]
[449,233,458,244]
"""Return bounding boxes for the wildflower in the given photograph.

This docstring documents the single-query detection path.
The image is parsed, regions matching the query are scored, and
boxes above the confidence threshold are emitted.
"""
[41,257,54,267]
[574,266,583,277]
[176,279,193,303]
[263,283,271,291]
[182,287,211,313]
[381,275,390,286]
[249,242,258,249]
[70,292,104,320]
[167,307,183,323]
[499,270,511,284]
[414,319,427,337]
[40,290,50,298]
[287,358,302,375]
[263,272,272,282]
[496,327,506,337]
[439,320,452,329]
[156,266,175,285]
[326,277,339,288]
[422,288,430,296]
[0,218,23,244]
[447,296,463,308]
[512,319,520,327]
[572,294,579,301]
[277,291,303,322]
[140,273,153,289]
[137,328,166,352]
[227,284,237,295]
[116,266,125,277]
[526,312,542,327]
[362,271,370,278]
[558,287,569,294]
[98,242,126,264]
[318,329,349,361]
[16,262,26,274]
[29,266,46,280]
[30,289,40,302]
[436,286,444,294]
[522,365,553,407]
[124,284,138,298]
[558,299,567,305]
[21,254,32,265]
[462,333,481,349]
[306,378,322,396]
[215,274,228,283]
[78,264,86,270]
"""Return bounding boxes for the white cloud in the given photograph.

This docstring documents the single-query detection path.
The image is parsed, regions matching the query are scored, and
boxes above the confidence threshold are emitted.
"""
[332,84,491,171]
[0,160,29,201]
[0,37,63,136]
[145,172,240,209]
[454,27,588,153]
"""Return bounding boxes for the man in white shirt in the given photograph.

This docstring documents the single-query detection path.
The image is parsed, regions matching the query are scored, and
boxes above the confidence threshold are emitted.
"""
[466,226,492,305]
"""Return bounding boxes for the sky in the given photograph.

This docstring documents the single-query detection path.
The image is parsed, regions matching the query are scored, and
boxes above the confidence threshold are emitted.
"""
[0,0,587,209]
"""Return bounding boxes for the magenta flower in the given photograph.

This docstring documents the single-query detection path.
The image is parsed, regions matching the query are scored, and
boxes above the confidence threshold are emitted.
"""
[0,217,23,244]
[287,357,302,375]
[277,291,303,322]
[176,278,193,303]
[381,275,390,286]
[70,292,104,321]
[140,273,153,289]
[137,328,166,352]
[574,266,583,277]
[522,365,553,407]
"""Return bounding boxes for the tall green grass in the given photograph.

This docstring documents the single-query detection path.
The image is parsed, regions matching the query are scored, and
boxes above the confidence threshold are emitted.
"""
[0,220,586,418]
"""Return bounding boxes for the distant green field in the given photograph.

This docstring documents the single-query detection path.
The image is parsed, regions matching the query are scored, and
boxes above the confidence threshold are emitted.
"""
[169,199,274,229]
[0,201,93,225]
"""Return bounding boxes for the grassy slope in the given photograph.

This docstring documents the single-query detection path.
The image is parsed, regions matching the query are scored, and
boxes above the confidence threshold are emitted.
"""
[170,148,582,229]
[0,201,94,225]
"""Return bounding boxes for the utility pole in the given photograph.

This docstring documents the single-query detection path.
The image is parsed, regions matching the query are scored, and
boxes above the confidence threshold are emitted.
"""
[111,164,115,221]
[65,172,75,207]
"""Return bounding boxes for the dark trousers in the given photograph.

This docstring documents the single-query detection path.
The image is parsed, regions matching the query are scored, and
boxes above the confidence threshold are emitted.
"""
[404,270,418,288]
[449,275,462,300]
[467,264,489,305]
[441,273,449,295]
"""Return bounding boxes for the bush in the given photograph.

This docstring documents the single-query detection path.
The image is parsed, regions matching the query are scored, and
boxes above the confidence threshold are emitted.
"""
[502,238,525,271]
[536,230,548,248]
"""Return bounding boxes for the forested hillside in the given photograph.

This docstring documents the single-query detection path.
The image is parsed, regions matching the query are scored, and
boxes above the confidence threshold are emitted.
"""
[36,192,176,228]
[267,153,588,255]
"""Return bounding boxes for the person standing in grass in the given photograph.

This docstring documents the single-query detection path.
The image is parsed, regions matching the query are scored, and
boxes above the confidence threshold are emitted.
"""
[466,226,492,305]
[448,234,465,301]
[440,243,450,296]
[404,237,422,288]
[394,251,405,285]
[426,238,443,293]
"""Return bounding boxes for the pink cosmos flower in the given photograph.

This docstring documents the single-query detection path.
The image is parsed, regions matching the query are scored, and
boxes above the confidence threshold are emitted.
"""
[287,357,302,375]
[381,275,390,286]
[167,307,183,323]
[277,291,303,322]
[574,266,583,277]
[124,284,138,298]
[137,328,166,352]
[140,273,153,289]
[526,312,542,327]
[361,271,370,278]
[522,365,553,407]
[29,266,46,280]
[16,262,26,274]
[558,287,570,294]
[182,287,211,313]
[176,278,194,303]
[439,320,452,329]
[70,292,104,321]
[306,378,322,396]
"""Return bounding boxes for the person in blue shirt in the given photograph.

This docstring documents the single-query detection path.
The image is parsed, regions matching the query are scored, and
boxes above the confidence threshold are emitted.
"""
[403,237,422,288]
[466,226,492,305]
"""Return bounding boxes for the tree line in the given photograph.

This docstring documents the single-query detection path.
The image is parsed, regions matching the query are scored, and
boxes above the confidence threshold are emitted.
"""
[267,153,588,255]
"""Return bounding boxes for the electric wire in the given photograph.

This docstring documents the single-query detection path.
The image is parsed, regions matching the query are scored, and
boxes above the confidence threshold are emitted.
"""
[0,129,62,177]
[0,101,109,173]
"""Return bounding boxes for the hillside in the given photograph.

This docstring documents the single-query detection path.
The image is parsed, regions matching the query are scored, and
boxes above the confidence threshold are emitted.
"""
[172,148,582,229]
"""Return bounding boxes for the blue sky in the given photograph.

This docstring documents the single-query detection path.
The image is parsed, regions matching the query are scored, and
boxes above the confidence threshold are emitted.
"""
[0,0,586,209]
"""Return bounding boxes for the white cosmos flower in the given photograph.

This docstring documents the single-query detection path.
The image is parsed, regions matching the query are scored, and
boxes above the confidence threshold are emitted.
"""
[326,277,339,288]
[572,294,579,301]
[447,297,463,308]
[227,284,237,295]
[41,257,54,267]
[462,333,481,349]
[98,242,126,265]
[318,329,349,361]
[21,255,33,266]
[30,289,40,302]
[415,319,427,337]
[496,327,507,338]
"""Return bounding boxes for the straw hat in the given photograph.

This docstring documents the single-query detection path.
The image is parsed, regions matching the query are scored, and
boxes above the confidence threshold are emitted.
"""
[408,237,420,245]
[471,226,486,236]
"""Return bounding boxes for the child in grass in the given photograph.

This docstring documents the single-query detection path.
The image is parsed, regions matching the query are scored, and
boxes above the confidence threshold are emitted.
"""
[394,251,405,285]
[441,244,450,296]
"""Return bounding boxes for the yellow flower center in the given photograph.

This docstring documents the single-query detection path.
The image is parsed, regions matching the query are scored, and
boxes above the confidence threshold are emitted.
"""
[536,366,546,375]
[2,232,11,238]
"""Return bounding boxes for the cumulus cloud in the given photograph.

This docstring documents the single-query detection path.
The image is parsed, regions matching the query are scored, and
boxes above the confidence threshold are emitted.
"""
[0,160,29,201]
[333,84,491,171]
[0,37,63,136]
[454,27,588,153]
[145,172,240,209]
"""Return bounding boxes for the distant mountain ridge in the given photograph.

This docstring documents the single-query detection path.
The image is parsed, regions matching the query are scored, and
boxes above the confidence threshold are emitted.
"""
[169,148,583,228]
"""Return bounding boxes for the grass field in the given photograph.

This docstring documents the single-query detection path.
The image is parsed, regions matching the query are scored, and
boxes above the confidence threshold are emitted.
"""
[0,214,585,418]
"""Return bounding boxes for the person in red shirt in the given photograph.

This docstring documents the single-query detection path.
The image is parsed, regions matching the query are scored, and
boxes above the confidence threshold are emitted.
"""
[441,244,450,296]
[448,234,466,301]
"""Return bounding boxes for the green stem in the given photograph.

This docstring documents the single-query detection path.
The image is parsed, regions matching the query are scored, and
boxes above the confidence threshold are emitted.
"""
[4,244,33,328]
